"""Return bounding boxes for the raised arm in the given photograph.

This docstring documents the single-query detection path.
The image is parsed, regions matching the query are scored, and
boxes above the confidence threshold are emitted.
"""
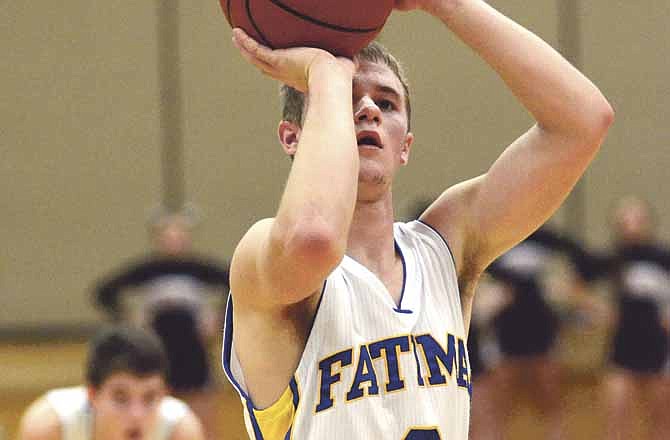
[402,0,614,279]
[229,29,358,309]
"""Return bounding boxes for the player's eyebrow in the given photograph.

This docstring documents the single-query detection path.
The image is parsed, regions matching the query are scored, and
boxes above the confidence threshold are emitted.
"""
[354,79,402,101]
[376,85,402,100]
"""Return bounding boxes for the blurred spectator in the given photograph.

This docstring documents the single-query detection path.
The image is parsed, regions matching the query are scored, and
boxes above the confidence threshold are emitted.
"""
[574,196,670,440]
[467,273,514,440]
[470,227,584,440]
[93,208,229,440]
[17,325,204,440]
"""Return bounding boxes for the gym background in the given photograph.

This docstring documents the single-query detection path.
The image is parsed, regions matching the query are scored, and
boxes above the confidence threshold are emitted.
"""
[1,1,668,438]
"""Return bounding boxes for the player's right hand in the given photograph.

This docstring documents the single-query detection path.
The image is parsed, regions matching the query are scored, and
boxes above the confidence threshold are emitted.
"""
[232,28,354,93]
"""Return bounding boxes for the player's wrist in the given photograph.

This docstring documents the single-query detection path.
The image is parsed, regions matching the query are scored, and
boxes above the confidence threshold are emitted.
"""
[420,0,465,22]
[307,57,353,91]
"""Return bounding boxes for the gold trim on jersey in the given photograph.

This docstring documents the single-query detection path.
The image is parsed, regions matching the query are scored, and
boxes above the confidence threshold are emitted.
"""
[247,384,295,440]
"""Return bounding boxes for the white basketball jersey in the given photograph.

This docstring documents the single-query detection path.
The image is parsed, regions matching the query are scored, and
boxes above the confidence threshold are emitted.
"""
[45,386,189,440]
[223,220,471,440]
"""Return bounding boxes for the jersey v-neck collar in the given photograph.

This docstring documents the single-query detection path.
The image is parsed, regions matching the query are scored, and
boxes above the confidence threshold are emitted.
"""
[341,230,418,314]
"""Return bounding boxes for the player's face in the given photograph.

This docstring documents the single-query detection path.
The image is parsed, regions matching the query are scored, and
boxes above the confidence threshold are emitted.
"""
[352,61,413,198]
[88,372,167,440]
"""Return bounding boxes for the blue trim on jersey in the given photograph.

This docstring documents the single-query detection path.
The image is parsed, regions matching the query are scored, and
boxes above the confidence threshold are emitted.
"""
[246,398,265,440]
[307,280,328,341]
[222,295,251,400]
[283,376,300,440]
[222,282,326,404]
[393,239,413,314]
[417,219,458,275]
[289,376,300,409]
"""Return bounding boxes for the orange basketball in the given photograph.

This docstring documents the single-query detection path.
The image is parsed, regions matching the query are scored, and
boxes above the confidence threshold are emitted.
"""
[220,0,394,57]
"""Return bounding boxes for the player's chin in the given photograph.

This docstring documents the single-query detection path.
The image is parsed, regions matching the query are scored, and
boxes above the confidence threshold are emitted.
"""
[357,165,388,188]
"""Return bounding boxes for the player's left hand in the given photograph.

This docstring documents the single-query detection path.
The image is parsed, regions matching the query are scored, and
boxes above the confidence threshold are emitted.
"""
[231,28,353,93]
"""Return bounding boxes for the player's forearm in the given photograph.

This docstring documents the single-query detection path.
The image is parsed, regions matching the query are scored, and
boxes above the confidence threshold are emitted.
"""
[433,0,613,139]
[275,61,358,253]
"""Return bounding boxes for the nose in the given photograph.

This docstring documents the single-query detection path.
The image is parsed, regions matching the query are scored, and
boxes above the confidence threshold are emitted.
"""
[128,402,149,421]
[354,96,381,125]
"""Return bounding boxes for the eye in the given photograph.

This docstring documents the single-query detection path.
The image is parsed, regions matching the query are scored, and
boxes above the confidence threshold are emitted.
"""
[112,391,130,407]
[378,99,395,111]
[143,392,160,407]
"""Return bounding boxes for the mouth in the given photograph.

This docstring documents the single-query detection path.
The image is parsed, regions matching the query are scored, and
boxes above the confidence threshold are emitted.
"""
[125,428,143,440]
[356,131,382,149]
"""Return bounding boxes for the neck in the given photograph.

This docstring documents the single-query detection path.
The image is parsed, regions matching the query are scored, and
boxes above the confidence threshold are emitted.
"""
[347,192,397,274]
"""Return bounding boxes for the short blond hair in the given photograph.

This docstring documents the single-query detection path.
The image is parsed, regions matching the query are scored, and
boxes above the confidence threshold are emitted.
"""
[280,41,412,130]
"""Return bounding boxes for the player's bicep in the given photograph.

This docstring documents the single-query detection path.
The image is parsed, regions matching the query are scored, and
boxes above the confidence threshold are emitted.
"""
[424,126,597,273]
[17,399,62,440]
[469,126,593,260]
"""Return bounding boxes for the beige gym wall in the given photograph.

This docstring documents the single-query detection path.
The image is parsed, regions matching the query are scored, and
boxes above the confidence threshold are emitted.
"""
[1,1,668,328]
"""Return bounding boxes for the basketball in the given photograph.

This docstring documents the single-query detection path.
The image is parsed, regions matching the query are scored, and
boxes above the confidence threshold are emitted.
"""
[220,0,394,57]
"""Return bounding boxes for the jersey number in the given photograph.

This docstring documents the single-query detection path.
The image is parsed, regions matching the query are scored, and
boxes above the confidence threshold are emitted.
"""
[404,428,442,439]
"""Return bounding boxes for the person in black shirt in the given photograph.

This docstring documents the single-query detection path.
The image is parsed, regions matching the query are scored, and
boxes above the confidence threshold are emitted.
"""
[574,196,670,440]
[471,226,583,440]
[93,210,229,440]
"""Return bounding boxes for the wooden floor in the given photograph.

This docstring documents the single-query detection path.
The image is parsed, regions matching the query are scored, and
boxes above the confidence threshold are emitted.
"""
[0,337,646,440]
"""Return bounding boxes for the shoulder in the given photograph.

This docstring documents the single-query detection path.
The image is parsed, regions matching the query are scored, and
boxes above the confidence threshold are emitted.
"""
[17,396,62,440]
[395,221,457,267]
[168,406,205,440]
[231,218,275,264]
[229,218,275,285]
[159,395,190,420]
[416,177,489,277]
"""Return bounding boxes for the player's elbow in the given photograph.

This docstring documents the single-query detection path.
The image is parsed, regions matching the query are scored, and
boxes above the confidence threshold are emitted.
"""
[273,216,345,272]
[579,96,615,147]
[267,219,344,304]
[289,221,345,268]
[591,99,615,137]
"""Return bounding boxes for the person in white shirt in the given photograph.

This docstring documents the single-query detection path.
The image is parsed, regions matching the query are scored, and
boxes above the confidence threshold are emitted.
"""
[18,326,204,440]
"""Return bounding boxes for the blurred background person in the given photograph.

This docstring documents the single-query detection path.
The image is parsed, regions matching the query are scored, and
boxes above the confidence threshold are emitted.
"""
[17,325,204,440]
[467,272,514,440]
[470,227,585,440]
[574,196,670,440]
[93,207,229,440]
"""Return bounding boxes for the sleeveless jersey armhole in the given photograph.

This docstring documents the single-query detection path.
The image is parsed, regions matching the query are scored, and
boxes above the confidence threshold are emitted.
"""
[416,219,458,275]
[222,281,325,439]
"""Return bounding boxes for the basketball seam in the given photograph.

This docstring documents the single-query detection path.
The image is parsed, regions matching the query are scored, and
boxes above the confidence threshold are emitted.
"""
[226,0,232,26]
[245,0,274,48]
[266,0,383,33]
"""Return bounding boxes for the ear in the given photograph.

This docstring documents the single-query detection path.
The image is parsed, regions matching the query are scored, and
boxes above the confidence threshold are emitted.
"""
[400,132,414,165]
[86,385,98,408]
[278,120,301,157]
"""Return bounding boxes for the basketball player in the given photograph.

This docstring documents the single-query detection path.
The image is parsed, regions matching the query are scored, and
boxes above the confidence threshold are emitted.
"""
[224,0,613,438]
[575,196,670,440]
[17,326,204,440]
